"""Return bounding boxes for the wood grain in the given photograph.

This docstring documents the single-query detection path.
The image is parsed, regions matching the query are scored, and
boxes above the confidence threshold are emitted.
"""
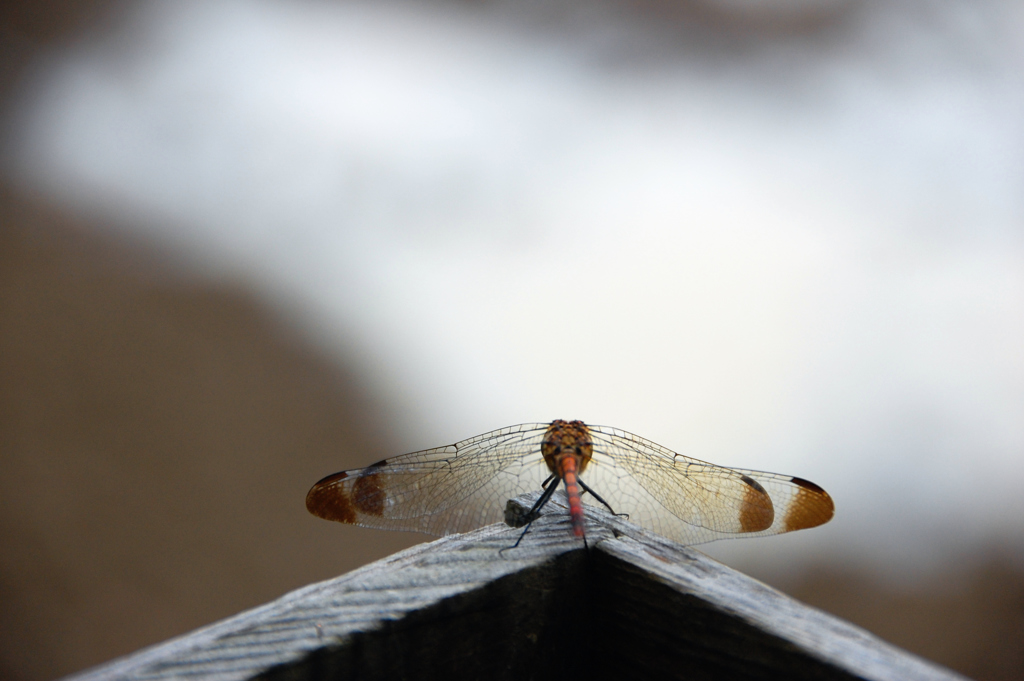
[65,493,967,681]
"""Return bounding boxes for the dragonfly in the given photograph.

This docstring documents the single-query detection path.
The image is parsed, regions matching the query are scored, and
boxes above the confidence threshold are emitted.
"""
[305,419,834,546]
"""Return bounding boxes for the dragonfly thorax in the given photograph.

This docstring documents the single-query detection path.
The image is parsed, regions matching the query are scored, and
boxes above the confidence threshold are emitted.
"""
[541,419,594,478]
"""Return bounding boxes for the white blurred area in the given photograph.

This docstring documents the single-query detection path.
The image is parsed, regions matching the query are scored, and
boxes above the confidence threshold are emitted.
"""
[4,0,1022,580]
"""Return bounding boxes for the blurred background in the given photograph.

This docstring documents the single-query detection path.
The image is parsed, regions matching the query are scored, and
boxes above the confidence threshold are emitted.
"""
[1,0,1022,679]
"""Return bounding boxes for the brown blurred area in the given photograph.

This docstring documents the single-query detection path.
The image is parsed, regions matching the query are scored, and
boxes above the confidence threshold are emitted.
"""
[0,181,422,681]
[0,2,1022,681]
[786,557,1024,680]
[2,7,416,679]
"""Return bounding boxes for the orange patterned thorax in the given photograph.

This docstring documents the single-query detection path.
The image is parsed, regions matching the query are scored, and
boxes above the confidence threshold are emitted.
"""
[541,419,594,477]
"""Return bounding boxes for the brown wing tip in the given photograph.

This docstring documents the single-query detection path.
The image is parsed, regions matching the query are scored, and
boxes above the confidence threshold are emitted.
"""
[784,476,835,531]
[352,471,386,516]
[791,476,826,494]
[739,475,774,532]
[306,471,357,523]
[312,471,349,487]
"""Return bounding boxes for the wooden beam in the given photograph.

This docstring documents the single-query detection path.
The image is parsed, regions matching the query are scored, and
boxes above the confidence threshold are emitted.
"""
[66,493,967,681]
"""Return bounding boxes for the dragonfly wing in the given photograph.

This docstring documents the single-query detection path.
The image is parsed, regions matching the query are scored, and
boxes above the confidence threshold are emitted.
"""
[724,469,835,537]
[584,426,833,545]
[306,423,552,536]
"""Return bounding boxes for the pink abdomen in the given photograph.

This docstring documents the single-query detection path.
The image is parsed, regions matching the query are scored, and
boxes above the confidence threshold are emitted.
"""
[559,457,585,538]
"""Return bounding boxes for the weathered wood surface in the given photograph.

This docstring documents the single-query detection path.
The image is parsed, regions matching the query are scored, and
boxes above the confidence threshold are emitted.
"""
[67,493,968,681]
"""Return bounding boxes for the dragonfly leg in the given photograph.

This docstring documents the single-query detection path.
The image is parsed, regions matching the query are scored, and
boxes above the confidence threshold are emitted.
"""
[514,476,562,528]
[499,475,563,554]
[500,518,536,556]
[578,478,629,520]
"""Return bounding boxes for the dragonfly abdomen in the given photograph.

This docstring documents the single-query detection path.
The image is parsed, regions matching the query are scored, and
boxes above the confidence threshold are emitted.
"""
[558,456,586,538]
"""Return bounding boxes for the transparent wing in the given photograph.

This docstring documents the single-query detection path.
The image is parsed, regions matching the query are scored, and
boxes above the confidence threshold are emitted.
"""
[306,423,552,536]
[307,421,835,545]
[583,425,835,546]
